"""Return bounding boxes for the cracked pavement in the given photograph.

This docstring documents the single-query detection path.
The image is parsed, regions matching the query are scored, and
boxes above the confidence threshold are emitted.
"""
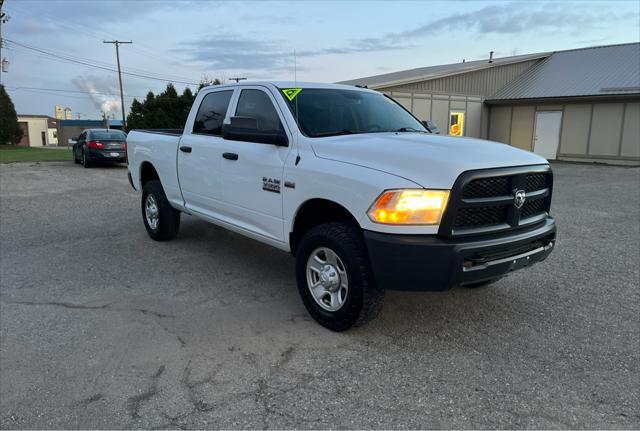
[1,161,639,429]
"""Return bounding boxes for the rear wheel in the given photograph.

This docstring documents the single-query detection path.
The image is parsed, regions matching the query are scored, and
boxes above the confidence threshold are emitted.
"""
[82,150,92,168]
[141,180,180,241]
[295,223,384,331]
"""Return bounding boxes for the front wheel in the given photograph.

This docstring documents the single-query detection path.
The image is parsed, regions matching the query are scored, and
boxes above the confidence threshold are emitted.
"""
[295,223,384,331]
[141,180,180,241]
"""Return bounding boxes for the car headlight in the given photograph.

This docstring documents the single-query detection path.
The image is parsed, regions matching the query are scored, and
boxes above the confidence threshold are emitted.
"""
[367,189,450,225]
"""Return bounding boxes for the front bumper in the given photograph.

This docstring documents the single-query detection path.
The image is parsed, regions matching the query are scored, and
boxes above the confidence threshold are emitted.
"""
[364,217,556,291]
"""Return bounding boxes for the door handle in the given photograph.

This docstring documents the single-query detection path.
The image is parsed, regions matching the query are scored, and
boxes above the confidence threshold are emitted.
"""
[222,152,238,160]
[179,146,192,153]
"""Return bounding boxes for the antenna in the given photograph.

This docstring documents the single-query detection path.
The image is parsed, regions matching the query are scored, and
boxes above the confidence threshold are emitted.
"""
[294,49,301,165]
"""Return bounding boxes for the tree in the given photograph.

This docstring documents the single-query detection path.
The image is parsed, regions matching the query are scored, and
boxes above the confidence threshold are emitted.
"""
[126,84,197,131]
[197,74,223,92]
[0,84,24,145]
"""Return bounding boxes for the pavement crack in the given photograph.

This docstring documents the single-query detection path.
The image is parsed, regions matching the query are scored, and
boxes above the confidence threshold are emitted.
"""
[4,300,113,310]
[126,386,158,419]
[180,360,216,413]
[125,365,166,420]
[134,308,175,319]
[153,365,166,379]
[76,392,104,407]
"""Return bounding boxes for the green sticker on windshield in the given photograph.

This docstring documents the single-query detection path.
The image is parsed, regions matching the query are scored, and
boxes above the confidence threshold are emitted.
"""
[282,88,302,101]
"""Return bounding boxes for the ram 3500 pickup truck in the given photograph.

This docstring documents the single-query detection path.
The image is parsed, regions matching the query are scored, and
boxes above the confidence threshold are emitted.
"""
[127,82,556,331]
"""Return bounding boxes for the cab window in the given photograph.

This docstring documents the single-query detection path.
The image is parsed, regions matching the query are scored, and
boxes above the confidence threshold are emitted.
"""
[234,89,283,132]
[193,90,234,136]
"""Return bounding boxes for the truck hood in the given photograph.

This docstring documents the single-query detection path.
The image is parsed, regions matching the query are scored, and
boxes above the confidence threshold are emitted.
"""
[310,133,549,188]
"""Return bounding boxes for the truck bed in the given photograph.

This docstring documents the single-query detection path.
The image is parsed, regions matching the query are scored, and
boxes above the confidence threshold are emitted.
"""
[126,129,183,206]
[129,129,184,136]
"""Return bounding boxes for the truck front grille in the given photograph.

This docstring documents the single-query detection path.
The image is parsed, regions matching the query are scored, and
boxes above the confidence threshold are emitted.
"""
[462,177,510,199]
[454,206,507,227]
[438,166,553,237]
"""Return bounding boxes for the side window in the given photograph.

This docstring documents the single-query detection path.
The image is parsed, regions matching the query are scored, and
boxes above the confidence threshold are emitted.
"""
[235,89,283,132]
[193,90,233,136]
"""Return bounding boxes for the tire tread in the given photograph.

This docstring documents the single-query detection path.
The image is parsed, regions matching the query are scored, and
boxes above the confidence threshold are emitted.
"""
[141,180,180,241]
[296,222,384,331]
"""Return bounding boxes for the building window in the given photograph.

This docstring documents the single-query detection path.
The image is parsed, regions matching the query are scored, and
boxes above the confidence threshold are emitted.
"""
[449,111,465,136]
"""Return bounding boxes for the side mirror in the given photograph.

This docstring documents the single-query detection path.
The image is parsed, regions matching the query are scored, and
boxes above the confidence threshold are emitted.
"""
[421,120,440,134]
[222,116,288,147]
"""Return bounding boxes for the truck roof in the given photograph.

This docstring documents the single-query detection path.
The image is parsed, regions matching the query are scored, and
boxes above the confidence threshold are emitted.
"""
[202,81,376,92]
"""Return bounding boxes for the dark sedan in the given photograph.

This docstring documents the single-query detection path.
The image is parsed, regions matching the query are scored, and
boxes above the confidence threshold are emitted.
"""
[73,129,127,168]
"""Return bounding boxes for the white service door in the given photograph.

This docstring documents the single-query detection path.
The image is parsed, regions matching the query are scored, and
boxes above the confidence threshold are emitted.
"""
[533,111,562,160]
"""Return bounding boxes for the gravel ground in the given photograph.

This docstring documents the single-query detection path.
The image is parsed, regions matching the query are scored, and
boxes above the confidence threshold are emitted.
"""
[0,161,638,429]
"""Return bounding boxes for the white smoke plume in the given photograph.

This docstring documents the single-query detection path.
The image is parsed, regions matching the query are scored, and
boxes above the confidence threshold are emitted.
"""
[71,75,122,116]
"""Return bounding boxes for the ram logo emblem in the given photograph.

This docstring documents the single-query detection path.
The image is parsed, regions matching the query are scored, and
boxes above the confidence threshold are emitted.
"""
[514,189,526,209]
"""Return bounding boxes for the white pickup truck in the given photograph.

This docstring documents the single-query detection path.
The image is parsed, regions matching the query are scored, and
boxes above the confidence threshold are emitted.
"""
[127,82,556,331]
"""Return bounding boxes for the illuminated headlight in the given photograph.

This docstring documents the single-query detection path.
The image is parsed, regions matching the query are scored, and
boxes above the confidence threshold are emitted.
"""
[367,189,450,225]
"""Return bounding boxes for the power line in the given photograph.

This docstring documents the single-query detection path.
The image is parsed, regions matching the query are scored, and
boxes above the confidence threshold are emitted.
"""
[4,38,200,85]
[5,2,205,79]
[6,86,145,99]
[6,85,194,100]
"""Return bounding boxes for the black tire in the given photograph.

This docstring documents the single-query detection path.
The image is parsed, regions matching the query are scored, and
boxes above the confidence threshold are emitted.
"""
[295,222,384,331]
[462,277,502,289]
[82,150,91,168]
[141,180,180,241]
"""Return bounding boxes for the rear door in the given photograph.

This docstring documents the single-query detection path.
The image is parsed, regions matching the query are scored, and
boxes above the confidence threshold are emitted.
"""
[177,89,235,217]
[218,86,291,242]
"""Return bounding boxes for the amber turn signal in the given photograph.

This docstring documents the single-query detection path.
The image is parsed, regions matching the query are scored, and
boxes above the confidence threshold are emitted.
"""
[367,189,450,225]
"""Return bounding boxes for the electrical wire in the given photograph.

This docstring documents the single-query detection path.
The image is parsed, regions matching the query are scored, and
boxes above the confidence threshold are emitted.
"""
[4,3,209,82]
[4,38,200,85]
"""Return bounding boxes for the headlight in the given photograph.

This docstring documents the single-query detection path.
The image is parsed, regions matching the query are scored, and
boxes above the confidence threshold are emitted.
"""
[367,189,450,225]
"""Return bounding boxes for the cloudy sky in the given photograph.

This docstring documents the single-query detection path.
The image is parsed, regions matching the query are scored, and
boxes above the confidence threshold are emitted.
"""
[2,0,638,119]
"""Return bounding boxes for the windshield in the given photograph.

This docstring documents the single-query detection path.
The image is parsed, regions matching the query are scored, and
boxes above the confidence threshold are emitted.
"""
[90,131,126,140]
[280,88,427,138]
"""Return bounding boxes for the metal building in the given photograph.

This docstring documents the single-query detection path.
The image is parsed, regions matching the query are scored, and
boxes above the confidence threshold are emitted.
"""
[340,43,640,165]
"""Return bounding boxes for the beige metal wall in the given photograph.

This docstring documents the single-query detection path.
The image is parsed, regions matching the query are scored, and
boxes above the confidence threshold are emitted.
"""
[378,60,545,139]
[384,89,487,138]
[382,59,543,97]
[487,100,640,165]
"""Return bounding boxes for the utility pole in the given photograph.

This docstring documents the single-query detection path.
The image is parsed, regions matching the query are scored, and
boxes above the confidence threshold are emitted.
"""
[0,0,8,84]
[103,40,132,129]
[229,77,247,83]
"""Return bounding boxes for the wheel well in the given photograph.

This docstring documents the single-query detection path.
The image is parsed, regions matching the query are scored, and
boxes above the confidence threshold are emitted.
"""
[140,162,160,189]
[290,199,360,255]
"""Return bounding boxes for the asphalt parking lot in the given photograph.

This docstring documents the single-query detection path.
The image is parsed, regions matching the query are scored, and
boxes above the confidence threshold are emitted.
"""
[0,161,638,429]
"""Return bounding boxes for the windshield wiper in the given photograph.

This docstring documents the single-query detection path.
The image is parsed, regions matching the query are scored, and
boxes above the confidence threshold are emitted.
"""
[395,127,425,132]
[312,129,362,137]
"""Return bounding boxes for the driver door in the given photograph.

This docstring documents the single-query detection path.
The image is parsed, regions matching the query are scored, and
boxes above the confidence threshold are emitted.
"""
[218,86,292,242]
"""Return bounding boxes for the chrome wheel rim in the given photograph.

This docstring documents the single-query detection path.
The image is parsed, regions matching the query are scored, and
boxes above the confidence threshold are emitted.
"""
[145,194,159,230]
[306,247,348,312]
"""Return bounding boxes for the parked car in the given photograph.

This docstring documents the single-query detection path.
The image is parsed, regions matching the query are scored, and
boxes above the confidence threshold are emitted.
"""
[126,82,556,331]
[72,129,127,168]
